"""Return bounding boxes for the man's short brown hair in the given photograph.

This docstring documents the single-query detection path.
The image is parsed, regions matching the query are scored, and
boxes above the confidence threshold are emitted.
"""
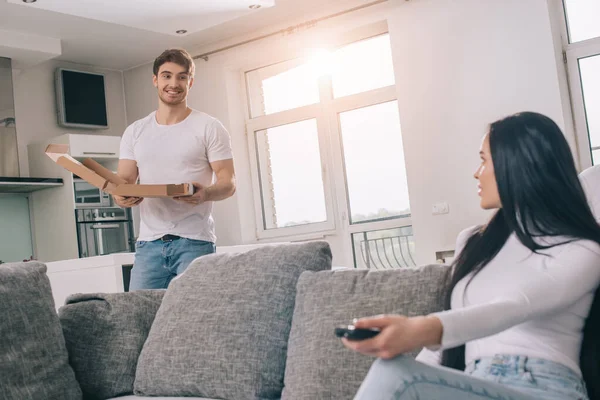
[153,48,195,77]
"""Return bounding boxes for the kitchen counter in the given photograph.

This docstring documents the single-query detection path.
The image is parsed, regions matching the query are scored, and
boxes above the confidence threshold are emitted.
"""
[45,252,135,273]
[45,253,135,310]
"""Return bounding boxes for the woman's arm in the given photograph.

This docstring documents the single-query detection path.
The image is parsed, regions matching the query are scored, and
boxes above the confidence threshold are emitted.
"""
[433,240,600,349]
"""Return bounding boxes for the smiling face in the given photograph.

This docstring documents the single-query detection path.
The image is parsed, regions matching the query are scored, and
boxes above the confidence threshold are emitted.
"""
[474,133,501,210]
[152,61,194,106]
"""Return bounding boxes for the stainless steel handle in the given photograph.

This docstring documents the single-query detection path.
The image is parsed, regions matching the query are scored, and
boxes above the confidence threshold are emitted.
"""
[83,152,117,156]
[91,224,120,229]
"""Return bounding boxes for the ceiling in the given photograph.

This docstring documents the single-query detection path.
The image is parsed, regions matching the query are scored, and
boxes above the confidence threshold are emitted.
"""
[6,0,276,37]
[0,0,366,71]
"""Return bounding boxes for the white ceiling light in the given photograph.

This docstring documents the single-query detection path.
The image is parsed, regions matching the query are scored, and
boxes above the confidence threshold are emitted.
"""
[176,29,187,34]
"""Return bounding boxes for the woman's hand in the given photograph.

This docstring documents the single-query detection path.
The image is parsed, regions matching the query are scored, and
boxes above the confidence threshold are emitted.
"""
[341,314,443,359]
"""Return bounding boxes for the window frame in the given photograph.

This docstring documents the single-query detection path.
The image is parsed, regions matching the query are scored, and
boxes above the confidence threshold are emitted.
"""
[242,23,413,241]
[561,0,600,170]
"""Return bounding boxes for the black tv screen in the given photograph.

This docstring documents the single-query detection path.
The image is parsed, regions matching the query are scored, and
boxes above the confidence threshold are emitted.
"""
[56,69,108,129]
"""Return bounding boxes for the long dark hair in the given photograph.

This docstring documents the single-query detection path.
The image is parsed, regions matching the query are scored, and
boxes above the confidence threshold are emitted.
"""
[441,112,600,400]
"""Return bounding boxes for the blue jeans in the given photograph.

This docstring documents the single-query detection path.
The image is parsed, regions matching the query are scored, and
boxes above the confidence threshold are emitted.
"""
[355,354,588,400]
[129,237,215,290]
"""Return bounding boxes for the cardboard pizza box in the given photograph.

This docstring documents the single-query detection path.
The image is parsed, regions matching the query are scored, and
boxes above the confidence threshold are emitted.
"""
[45,144,194,197]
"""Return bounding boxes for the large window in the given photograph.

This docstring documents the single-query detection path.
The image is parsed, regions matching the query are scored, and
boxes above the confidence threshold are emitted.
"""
[563,1,600,169]
[244,28,414,267]
[563,0,600,43]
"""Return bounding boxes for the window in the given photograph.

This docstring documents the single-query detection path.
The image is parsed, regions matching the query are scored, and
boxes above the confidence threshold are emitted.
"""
[245,27,412,266]
[339,101,410,224]
[246,58,320,117]
[255,119,327,229]
[562,1,600,169]
[563,0,600,43]
[578,55,600,165]
[331,34,396,98]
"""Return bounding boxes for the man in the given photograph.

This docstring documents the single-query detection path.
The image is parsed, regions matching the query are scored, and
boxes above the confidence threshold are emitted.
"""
[115,48,235,290]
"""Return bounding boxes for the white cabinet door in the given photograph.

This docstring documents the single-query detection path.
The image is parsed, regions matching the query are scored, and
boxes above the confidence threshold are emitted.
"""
[68,134,121,159]
[47,265,124,310]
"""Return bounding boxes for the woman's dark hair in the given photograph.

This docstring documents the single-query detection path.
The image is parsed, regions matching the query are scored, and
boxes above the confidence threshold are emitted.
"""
[441,112,600,400]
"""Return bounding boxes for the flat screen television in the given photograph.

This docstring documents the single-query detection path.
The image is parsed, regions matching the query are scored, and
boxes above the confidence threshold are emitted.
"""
[55,68,109,129]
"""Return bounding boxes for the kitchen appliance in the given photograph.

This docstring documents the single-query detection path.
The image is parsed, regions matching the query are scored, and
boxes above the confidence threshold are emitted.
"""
[76,207,134,258]
[0,57,63,190]
[73,177,112,208]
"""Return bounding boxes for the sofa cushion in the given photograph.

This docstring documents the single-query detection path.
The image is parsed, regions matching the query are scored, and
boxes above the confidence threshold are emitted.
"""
[59,290,165,400]
[0,262,82,400]
[134,241,332,400]
[108,397,217,400]
[282,264,450,400]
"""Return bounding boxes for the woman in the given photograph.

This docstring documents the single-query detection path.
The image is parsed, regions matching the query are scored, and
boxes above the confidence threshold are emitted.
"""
[343,112,600,400]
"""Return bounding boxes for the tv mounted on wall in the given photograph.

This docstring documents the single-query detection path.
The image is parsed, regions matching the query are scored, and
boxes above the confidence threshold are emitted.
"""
[55,68,109,129]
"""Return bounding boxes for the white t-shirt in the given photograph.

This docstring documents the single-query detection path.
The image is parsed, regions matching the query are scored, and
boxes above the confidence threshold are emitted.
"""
[417,227,600,376]
[119,109,233,243]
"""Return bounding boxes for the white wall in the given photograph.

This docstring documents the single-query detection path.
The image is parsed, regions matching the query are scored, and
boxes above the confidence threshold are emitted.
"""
[12,60,127,176]
[123,0,570,263]
[388,0,568,263]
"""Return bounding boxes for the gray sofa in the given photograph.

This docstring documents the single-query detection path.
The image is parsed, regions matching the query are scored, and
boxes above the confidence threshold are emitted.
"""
[0,241,449,400]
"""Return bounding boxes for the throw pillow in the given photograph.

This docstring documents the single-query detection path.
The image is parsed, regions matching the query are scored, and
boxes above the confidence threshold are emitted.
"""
[59,290,166,400]
[134,241,332,400]
[0,262,82,400]
[282,264,450,400]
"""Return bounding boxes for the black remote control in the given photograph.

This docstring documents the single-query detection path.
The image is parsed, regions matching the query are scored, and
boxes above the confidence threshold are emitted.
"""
[335,325,380,341]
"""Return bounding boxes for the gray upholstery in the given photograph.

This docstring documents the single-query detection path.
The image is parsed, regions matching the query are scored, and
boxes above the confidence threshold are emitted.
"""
[59,290,166,399]
[134,241,332,400]
[282,264,450,400]
[0,262,82,400]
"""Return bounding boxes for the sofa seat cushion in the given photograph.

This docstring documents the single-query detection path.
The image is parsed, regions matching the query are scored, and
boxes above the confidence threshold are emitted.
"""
[282,264,450,400]
[0,262,82,399]
[134,241,332,400]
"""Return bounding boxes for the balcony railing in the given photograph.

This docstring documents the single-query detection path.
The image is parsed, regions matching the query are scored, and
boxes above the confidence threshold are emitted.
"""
[353,228,416,269]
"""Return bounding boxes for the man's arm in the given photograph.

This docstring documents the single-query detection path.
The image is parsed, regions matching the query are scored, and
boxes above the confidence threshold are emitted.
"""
[117,159,139,184]
[175,159,235,205]
[204,159,236,201]
[113,159,143,207]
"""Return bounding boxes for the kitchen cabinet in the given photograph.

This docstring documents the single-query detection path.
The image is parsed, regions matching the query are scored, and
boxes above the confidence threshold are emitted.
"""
[0,196,33,263]
[67,134,121,159]
[45,253,133,310]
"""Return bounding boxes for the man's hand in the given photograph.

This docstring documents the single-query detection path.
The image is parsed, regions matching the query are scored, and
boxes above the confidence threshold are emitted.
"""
[173,182,208,205]
[341,314,443,359]
[113,195,143,208]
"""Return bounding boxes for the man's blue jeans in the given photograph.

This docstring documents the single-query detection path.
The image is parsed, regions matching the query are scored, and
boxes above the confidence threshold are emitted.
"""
[129,237,215,290]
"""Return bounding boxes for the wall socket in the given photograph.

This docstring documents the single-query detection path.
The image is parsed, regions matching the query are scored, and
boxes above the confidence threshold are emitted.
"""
[432,202,449,215]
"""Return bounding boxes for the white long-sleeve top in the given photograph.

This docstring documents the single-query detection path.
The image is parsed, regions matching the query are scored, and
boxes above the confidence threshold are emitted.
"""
[416,227,600,375]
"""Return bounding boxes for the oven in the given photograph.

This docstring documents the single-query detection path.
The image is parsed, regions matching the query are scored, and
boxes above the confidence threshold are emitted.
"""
[73,178,112,208]
[76,208,134,258]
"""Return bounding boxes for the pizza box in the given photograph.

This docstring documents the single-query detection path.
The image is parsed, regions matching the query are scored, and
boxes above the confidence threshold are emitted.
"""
[45,144,194,197]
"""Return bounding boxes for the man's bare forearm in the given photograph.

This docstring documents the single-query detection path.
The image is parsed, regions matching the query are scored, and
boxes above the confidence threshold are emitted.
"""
[204,178,236,202]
